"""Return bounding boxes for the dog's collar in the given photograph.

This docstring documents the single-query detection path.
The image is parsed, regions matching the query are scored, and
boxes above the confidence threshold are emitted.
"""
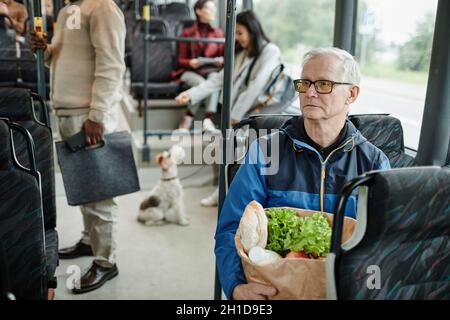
[161,176,178,182]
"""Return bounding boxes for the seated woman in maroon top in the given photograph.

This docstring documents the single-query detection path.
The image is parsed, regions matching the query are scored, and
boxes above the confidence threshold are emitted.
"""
[172,0,224,132]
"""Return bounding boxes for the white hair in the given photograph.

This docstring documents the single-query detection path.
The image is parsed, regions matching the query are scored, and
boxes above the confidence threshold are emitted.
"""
[302,47,361,84]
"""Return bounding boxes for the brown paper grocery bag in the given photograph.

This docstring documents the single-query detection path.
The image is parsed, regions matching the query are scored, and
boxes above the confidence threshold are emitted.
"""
[235,207,356,300]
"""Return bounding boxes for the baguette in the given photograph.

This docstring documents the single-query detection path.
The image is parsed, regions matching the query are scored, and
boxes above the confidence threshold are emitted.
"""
[240,201,268,253]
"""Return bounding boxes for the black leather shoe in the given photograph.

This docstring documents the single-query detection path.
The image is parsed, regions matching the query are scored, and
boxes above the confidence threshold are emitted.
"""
[58,240,93,259]
[72,263,119,294]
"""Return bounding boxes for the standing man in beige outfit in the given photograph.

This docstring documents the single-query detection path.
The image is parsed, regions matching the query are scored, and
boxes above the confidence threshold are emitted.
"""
[29,0,126,294]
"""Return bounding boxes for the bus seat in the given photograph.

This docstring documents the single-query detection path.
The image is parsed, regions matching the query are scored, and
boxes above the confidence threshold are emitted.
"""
[0,238,14,300]
[225,115,292,190]
[0,88,58,289]
[123,1,159,67]
[174,19,196,37]
[225,114,415,189]
[130,17,180,101]
[348,114,415,168]
[0,14,19,83]
[0,120,47,300]
[0,21,50,96]
[327,166,450,299]
[158,2,191,35]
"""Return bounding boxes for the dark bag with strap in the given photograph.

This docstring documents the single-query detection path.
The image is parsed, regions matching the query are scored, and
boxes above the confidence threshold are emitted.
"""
[55,131,141,206]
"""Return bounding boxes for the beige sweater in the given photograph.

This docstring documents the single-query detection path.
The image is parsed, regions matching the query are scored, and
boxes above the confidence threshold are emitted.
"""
[44,0,126,123]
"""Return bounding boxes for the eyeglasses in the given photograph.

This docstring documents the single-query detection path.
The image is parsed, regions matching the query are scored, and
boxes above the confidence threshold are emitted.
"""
[293,79,354,94]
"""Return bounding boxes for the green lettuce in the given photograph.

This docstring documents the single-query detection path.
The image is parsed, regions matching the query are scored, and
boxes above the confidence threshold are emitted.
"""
[266,208,332,257]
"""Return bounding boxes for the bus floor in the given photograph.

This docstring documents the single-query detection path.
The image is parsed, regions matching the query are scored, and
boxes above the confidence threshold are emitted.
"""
[53,165,218,300]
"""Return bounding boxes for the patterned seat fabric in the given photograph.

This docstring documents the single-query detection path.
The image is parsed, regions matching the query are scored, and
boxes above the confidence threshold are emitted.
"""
[0,88,56,230]
[338,167,450,299]
[130,18,180,99]
[0,88,58,288]
[0,120,46,299]
[348,114,415,168]
[158,2,191,35]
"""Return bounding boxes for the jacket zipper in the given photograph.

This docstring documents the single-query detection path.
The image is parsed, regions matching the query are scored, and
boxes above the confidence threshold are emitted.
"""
[319,138,355,212]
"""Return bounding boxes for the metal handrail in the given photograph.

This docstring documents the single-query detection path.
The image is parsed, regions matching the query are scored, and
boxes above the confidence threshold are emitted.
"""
[30,0,46,100]
[214,0,236,300]
[145,35,225,44]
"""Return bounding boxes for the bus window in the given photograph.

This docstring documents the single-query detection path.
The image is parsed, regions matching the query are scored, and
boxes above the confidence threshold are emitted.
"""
[253,0,335,64]
[352,0,438,150]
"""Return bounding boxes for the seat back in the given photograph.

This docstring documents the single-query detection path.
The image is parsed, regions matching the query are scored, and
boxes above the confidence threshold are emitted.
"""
[174,18,196,37]
[0,238,14,300]
[0,14,18,83]
[0,18,50,92]
[328,167,450,299]
[123,0,159,63]
[131,18,172,83]
[226,115,291,189]
[0,120,46,300]
[226,114,415,189]
[158,2,191,35]
[130,17,180,98]
[0,88,56,230]
[348,114,415,168]
[0,89,58,288]
[16,41,50,84]
[0,88,58,289]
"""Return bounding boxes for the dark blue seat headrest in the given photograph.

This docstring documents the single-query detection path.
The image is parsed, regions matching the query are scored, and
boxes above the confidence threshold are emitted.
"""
[0,88,34,120]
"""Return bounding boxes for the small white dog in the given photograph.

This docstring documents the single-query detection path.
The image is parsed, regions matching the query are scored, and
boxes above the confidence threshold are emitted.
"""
[137,145,189,226]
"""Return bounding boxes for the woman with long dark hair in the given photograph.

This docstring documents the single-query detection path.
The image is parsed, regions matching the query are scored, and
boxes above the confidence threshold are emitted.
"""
[175,10,281,128]
[176,10,281,207]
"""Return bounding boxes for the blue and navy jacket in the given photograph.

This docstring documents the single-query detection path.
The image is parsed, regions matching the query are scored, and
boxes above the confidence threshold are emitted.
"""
[214,116,391,299]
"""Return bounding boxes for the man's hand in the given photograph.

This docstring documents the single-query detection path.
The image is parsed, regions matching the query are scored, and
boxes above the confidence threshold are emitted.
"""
[189,58,201,69]
[28,30,48,53]
[83,119,105,146]
[232,283,277,300]
[175,91,191,105]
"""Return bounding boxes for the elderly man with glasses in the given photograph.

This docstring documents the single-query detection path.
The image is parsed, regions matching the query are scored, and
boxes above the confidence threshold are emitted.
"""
[214,47,391,300]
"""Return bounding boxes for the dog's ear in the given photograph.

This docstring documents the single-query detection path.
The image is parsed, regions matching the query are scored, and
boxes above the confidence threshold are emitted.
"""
[170,145,185,165]
[140,195,161,210]
[155,152,167,167]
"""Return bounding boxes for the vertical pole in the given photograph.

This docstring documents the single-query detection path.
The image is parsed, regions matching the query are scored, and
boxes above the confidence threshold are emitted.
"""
[30,0,49,125]
[135,0,141,20]
[142,0,151,162]
[333,0,358,55]
[214,0,236,301]
[416,0,450,166]
[218,0,227,33]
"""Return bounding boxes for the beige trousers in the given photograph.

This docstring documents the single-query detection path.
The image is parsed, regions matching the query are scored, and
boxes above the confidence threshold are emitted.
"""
[58,110,119,268]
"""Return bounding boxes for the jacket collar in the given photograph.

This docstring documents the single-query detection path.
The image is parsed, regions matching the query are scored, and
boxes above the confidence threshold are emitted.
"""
[280,116,366,160]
